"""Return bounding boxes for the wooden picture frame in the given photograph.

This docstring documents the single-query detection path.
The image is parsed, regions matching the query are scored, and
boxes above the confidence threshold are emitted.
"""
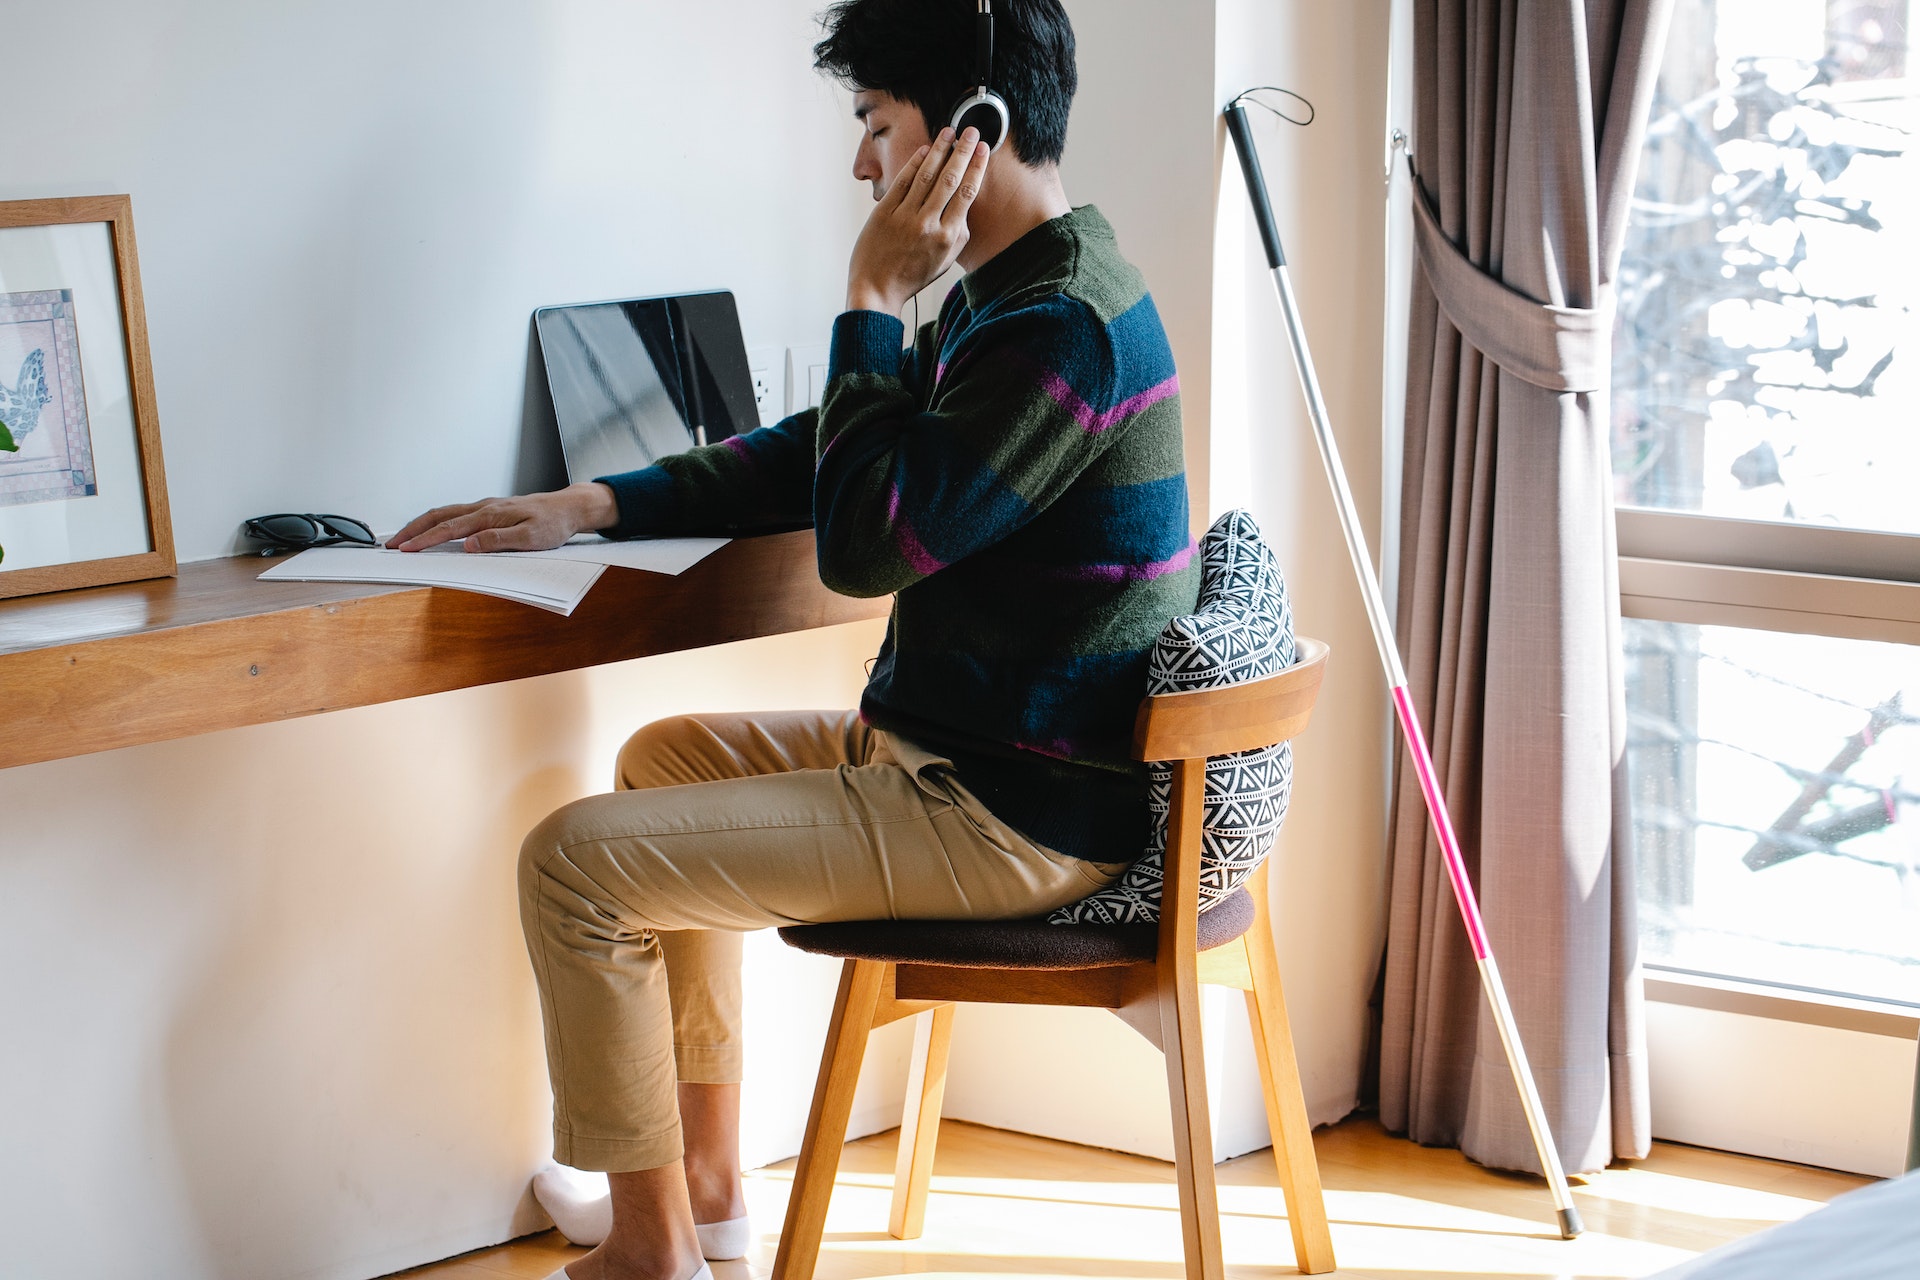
[0,195,173,599]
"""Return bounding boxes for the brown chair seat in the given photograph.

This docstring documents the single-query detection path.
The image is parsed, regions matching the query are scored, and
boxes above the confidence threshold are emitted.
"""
[777,887,1256,970]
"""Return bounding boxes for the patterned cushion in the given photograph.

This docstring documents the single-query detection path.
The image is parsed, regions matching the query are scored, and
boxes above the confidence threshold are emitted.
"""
[1049,510,1295,924]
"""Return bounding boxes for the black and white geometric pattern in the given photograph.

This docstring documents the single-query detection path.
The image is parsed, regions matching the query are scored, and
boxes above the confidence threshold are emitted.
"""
[1050,510,1296,925]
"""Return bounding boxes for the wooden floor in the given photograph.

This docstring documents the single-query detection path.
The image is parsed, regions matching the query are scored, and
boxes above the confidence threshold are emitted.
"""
[386,1115,1872,1280]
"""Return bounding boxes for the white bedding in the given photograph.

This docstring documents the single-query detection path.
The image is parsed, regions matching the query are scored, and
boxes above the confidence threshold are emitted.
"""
[1648,1168,1920,1279]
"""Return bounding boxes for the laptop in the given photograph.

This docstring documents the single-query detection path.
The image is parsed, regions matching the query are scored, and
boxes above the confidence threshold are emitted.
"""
[534,290,760,485]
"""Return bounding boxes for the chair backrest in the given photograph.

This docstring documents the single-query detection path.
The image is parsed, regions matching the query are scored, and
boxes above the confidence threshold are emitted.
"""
[1133,637,1329,763]
[1133,637,1328,960]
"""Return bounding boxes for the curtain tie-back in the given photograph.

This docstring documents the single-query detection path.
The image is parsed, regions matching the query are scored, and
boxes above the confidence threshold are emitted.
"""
[1407,160,1613,394]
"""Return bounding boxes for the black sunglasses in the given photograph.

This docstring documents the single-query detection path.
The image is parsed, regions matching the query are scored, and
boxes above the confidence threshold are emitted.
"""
[243,513,377,555]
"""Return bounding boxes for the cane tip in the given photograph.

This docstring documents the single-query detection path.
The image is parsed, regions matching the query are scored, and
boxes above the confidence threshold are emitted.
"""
[1557,1205,1584,1239]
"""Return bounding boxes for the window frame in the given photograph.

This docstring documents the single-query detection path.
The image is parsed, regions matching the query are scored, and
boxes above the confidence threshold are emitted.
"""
[1619,509,1920,648]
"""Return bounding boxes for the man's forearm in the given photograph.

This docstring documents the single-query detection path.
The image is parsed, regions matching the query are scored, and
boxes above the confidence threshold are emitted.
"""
[567,481,620,532]
[845,285,906,317]
[596,415,818,540]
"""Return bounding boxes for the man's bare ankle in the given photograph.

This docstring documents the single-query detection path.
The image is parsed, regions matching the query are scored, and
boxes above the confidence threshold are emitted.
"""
[681,1162,746,1223]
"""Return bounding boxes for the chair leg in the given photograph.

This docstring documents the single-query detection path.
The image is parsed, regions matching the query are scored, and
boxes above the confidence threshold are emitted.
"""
[773,959,888,1280]
[1161,955,1226,1280]
[1243,909,1336,1274]
[888,1003,955,1240]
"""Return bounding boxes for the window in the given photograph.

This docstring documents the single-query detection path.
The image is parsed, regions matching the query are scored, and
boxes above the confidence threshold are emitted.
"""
[1627,620,1919,1004]
[1616,0,1915,536]
[1614,0,1920,1012]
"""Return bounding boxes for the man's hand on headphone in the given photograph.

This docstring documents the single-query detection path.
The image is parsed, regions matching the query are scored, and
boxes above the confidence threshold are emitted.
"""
[846,125,990,317]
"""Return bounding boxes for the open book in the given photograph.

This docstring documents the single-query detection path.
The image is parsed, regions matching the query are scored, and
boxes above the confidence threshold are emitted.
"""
[256,535,729,616]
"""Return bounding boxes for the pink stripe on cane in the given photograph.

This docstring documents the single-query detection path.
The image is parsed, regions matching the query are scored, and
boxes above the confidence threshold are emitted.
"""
[1390,684,1492,960]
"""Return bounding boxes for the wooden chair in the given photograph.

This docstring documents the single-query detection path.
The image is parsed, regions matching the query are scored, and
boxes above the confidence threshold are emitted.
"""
[772,638,1336,1279]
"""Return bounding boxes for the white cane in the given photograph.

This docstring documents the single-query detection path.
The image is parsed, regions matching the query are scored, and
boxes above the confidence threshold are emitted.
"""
[1224,97,1584,1240]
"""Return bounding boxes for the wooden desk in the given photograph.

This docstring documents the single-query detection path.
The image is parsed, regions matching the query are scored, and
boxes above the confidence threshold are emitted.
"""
[0,530,889,771]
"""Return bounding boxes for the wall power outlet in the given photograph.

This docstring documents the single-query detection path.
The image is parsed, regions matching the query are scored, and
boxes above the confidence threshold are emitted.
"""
[745,346,782,427]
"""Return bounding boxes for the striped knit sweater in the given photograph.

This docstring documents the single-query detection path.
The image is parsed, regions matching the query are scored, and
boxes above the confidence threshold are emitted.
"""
[599,205,1197,859]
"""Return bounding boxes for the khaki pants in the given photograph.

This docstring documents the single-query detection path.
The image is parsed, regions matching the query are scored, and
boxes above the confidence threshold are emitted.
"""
[517,709,1126,1172]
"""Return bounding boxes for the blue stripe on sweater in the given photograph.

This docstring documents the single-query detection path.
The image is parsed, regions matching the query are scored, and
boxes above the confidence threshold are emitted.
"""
[1036,473,1192,561]
[945,294,1178,415]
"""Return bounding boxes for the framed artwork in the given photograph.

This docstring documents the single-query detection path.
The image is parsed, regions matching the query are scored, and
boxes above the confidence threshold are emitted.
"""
[0,195,173,599]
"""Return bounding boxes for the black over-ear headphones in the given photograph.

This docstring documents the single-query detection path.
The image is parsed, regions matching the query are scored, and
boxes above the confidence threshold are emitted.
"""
[949,0,1010,152]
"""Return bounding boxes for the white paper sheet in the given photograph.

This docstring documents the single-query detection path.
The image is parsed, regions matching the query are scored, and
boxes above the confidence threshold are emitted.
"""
[259,544,607,615]
[527,534,728,576]
[256,535,732,616]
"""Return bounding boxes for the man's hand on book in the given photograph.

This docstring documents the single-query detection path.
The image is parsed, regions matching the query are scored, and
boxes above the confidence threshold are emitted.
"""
[387,482,619,553]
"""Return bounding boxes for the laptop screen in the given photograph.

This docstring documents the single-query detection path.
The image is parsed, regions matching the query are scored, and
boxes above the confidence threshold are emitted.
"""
[535,291,759,486]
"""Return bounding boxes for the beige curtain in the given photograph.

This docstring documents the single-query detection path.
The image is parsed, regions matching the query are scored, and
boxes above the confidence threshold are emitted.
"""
[1379,0,1672,1174]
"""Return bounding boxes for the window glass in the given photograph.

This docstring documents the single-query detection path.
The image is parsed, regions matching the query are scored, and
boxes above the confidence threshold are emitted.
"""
[1613,0,1917,534]
[1626,618,1920,1005]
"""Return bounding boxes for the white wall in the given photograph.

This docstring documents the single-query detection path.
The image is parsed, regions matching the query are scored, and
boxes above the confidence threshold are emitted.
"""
[0,622,897,1280]
[1212,0,1393,1132]
[0,0,1395,1274]
[0,0,871,553]
[1648,1003,1916,1178]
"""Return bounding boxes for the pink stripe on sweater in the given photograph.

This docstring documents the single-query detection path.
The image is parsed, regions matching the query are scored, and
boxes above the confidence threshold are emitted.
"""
[889,483,946,574]
[1039,371,1180,434]
[895,521,945,575]
[1014,737,1079,760]
[1069,540,1196,584]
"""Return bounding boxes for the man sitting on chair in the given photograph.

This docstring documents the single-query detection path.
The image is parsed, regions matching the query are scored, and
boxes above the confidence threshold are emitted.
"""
[388,3,1197,1277]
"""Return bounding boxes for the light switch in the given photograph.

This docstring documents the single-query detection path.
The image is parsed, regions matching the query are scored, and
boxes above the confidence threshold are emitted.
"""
[786,344,832,413]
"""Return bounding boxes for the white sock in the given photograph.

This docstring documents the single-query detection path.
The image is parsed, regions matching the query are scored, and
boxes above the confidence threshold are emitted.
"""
[533,1163,745,1260]
[695,1215,750,1261]
[532,1164,612,1247]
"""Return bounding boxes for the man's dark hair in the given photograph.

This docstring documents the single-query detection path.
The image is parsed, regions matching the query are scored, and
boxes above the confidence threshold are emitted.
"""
[813,0,1077,166]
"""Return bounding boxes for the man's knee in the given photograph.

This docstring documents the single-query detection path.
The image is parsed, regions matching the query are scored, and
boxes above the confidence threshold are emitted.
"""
[518,797,641,945]
[614,714,711,792]
[517,804,573,908]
